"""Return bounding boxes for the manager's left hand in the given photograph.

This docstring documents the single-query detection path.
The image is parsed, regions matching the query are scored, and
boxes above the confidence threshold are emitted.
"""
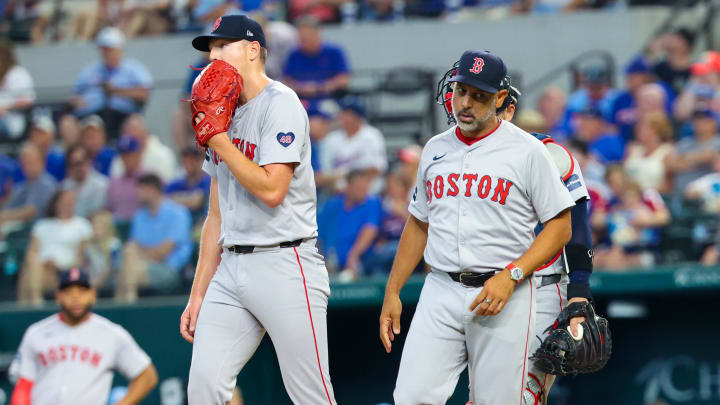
[469,269,516,316]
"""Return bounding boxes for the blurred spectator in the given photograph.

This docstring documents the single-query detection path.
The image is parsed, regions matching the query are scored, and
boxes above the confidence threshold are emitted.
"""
[264,19,299,80]
[666,108,720,194]
[288,0,341,23]
[573,107,624,164]
[0,143,58,230]
[649,27,695,95]
[0,40,35,140]
[673,51,720,123]
[69,27,153,139]
[566,66,617,122]
[307,101,335,192]
[62,144,110,218]
[106,137,143,221]
[513,0,614,14]
[192,0,241,25]
[396,144,421,199]
[24,115,66,181]
[0,154,16,205]
[592,167,669,271]
[283,16,350,102]
[57,112,81,150]
[18,189,92,305]
[116,173,192,302]
[536,86,570,140]
[172,54,209,150]
[110,114,177,183]
[165,146,210,219]
[635,83,669,121]
[116,0,174,39]
[318,169,382,279]
[319,97,387,192]
[361,171,410,276]
[80,114,116,176]
[85,210,122,289]
[610,56,673,142]
[623,111,674,193]
[514,109,547,134]
[685,155,720,214]
[3,0,47,42]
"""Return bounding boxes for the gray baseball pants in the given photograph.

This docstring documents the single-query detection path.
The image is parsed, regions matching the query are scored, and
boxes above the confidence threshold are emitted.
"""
[188,240,336,405]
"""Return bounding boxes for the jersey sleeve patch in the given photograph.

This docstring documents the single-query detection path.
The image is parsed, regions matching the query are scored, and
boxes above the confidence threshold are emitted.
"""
[277,132,295,147]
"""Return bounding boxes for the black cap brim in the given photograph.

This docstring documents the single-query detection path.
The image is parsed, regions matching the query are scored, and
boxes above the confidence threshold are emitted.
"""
[192,34,226,52]
[59,281,91,290]
[448,75,500,94]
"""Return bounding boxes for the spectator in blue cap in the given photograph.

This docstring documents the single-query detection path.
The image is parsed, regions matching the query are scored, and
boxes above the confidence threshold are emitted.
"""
[319,96,387,193]
[573,107,624,164]
[566,65,617,124]
[609,56,674,142]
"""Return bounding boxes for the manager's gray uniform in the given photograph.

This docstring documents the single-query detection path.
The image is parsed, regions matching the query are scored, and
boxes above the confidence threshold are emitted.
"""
[188,81,336,405]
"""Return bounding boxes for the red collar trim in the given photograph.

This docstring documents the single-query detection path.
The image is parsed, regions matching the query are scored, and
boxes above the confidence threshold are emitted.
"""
[455,120,502,146]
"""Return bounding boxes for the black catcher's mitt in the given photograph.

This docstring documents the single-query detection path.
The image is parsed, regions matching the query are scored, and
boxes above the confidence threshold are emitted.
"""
[530,301,612,376]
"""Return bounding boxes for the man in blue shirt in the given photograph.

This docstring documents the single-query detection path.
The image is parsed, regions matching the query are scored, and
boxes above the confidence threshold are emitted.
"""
[69,27,153,140]
[318,169,382,280]
[116,174,192,302]
[165,146,211,221]
[574,107,625,164]
[283,16,350,102]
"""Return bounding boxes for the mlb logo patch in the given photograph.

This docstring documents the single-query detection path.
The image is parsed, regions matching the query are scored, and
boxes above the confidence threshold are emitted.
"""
[277,132,295,147]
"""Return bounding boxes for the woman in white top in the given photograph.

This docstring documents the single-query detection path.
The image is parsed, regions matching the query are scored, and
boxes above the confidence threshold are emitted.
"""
[18,189,93,306]
[0,41,35,140]
[623,111,675,193]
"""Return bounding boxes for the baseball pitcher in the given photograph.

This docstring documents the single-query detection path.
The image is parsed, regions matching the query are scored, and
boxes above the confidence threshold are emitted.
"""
[179,15,336,405]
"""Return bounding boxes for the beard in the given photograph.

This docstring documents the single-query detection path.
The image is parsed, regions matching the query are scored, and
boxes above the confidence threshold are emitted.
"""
[61,304,92,324]
[453,96,497,133]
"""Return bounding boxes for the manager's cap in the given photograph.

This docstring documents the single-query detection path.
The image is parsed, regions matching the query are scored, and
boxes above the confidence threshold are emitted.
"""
[448,50,508,94]
[58,268,91,290]
[192,14,266,52]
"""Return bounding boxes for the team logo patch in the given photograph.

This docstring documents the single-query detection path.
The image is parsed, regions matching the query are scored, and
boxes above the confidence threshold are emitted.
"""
[469,57,485,74]
[212,17,222,32]
[216,106,225,115]
[277,132,295,147]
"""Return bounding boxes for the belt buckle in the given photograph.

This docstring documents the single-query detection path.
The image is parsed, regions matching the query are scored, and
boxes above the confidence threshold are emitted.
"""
[458,272,472,284]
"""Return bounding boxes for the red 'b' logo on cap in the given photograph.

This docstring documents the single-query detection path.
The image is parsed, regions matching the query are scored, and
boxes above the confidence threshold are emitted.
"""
[469,57,485,74]
[212,17,222,32]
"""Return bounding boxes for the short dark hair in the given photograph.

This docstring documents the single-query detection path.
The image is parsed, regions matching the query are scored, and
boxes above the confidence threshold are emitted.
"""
[673,27,696,50]
[260,47,268,64]
[137,173,163,191]
[47,189,72,218]
[347,169,371,183]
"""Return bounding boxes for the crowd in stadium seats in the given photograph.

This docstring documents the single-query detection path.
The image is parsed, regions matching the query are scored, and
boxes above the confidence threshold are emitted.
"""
[0,0,628,44]
[2,5,720,303]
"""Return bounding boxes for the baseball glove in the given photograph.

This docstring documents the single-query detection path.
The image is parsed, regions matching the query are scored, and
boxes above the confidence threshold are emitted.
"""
[530,301,612,376]
[187,60,243,146]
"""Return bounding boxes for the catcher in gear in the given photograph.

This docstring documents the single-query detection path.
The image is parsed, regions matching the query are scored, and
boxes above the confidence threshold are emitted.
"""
[438,74,601,405]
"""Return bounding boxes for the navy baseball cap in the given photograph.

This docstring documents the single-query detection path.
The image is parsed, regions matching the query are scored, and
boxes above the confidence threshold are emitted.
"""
[192,14,266,52]
[338,96,366,117]
[59,268,91,290]
[448,50,508,94]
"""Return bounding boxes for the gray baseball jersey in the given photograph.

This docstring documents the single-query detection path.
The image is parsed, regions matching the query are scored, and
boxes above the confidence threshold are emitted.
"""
[191,79,336,405]
[202,80,317,246]
[9,313,150,405]
[395,121,575,405]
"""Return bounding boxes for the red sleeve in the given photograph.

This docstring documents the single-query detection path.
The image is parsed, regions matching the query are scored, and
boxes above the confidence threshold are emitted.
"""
[10,378,33,405]
[642,188,666,212]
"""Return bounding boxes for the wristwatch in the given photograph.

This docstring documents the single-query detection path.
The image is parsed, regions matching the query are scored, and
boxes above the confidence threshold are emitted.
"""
[506,263,524,283]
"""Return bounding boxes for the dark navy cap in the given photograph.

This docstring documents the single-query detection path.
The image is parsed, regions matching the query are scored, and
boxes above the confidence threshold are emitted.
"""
[448,50,508,94]
[693,108,716,119]
[583,66,610,84]
[117,136,140,154]
[338,96,366,117]
[192,14,266,52]
[59,268,91,290]
[578,106,605,120]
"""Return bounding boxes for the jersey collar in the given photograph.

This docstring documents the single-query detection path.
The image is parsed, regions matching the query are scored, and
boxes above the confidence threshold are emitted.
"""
[455,120,503,146]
